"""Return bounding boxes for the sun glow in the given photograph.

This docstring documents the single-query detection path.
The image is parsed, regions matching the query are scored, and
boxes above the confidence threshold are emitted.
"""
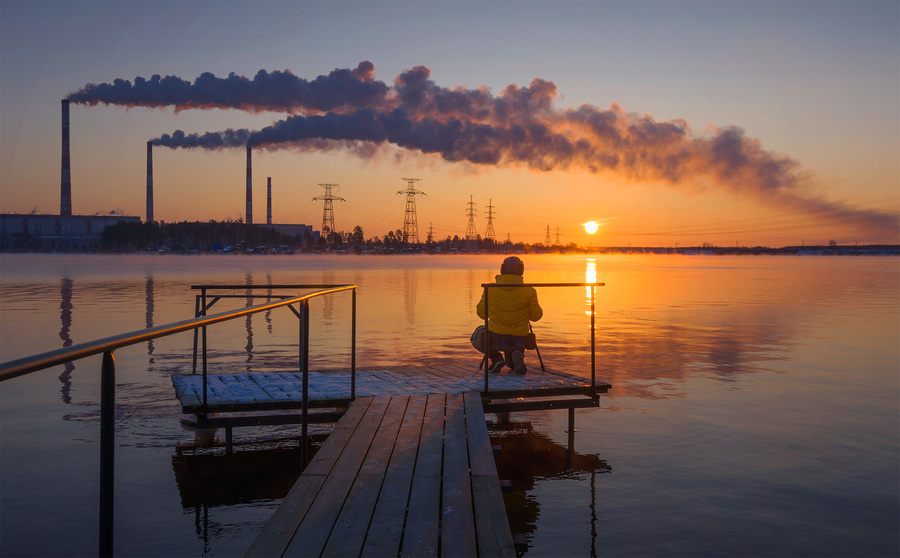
[583,221,599,234]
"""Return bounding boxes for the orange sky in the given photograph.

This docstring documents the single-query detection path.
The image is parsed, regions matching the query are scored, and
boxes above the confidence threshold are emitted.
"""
[1,2,897,247]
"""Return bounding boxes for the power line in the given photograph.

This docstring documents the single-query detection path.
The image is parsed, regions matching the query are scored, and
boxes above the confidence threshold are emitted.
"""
[398,178,426,244]
[484,199,496,241]
[465,195,479,250]
[312,183,344,235]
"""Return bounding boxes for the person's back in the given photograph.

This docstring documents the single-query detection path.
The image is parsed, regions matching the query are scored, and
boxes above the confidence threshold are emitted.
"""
[475,256,542,374]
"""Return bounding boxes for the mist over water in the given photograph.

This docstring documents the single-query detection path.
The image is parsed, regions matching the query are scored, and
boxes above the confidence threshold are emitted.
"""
[1,253,897,557]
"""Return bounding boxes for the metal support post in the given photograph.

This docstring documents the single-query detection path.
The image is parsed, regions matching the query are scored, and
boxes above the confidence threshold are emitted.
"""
[590,285,596,393]
[201,289,208,418]
[483,286,490,393]
[351,289,357,399]
[299,299,310,470]
[99,351,115,558]
[192,295,200,374]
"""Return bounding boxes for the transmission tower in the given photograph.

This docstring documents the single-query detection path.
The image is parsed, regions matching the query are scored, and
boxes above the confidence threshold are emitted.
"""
[465,195,479,250]
[397,178,426,243]
[427,221,435,244]
[484,199,496,241]
[555,226,561,246]
[312,183,345,236]
[544,224,551,246]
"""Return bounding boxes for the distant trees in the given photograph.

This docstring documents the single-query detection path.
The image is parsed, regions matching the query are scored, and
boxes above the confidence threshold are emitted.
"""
[98,220,554,254]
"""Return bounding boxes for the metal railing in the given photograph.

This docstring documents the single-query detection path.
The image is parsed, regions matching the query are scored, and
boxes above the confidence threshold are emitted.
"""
[0,284,357,557]
[480,282,604,393]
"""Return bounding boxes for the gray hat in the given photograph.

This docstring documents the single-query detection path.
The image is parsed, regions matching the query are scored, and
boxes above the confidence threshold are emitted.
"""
[501,256,524,276]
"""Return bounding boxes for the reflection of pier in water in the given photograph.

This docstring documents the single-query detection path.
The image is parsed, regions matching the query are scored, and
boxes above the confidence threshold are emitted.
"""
[490,417,610,557]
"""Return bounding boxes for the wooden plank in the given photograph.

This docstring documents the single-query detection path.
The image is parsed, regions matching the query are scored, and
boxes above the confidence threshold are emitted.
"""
[321,395,409,557]
[471,475,516,558]
[282,396,390,557]
[464,392,497,478]
[244,397,373,557]
[441,393,477,558]
[465,392,516,557]
[400,393,445,558]
[361,394,427,558]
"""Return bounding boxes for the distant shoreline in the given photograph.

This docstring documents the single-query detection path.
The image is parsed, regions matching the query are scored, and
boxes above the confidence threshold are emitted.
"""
[2,245,899,256]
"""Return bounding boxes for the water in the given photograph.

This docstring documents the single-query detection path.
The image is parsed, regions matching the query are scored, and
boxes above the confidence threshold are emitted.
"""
[1,253,897,557]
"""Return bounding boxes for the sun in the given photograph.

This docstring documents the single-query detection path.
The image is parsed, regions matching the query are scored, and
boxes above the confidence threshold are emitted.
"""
[583,221,599,234]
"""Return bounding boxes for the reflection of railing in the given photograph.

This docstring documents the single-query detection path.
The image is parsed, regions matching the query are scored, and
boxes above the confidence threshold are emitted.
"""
[480,282,605,393]
[0,284,356,557]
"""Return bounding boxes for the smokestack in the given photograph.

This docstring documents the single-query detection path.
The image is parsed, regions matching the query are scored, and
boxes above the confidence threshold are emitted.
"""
[267,177,272,225]
[245,144,252,225]
[146,141,154,223]
[60,100,72,216]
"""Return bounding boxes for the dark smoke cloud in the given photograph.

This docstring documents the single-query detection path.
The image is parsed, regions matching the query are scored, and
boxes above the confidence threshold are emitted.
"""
[74,62,896,236]
[68,61,386,113]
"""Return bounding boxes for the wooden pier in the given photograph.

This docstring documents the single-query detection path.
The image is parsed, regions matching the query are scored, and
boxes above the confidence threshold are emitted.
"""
[172,363,611,557]
[245,392,514,557]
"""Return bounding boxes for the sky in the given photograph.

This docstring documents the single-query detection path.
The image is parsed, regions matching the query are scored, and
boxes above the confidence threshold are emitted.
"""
[1,0,898,247]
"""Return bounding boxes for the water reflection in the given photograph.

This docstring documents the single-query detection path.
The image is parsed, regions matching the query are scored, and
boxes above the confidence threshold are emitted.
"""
[585,258,596,317]
[264,273,273,334]
[145,275,155,358]
[244,275,253,367]
[403,268,417,328]
[490,417,611,556]
[58,277,74,404]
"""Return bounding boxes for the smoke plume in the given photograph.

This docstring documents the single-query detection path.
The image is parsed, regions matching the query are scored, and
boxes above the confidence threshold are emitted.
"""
[67,61,386,113]
[73,62,898,237]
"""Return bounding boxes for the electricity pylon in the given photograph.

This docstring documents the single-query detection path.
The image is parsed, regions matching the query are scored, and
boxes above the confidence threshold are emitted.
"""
[555,226,561,246]
[312,184,344,236]
[544,224,551,246]
[484,199,496,241]
[427,222,435,244]
[465,195,479,251]
[398,178,426,244]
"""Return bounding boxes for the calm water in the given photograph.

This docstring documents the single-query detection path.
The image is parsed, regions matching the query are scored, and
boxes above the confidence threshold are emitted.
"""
[1,253,897,557]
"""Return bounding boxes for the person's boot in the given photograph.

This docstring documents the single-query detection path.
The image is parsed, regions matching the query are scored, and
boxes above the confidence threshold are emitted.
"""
[488,359,505,374]
[512,351,527,375]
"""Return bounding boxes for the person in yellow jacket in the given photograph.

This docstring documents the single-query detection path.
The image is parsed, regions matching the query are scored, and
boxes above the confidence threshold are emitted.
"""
[476,256,543,375]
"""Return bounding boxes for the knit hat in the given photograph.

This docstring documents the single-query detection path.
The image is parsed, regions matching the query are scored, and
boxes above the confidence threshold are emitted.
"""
[500,256,524,276]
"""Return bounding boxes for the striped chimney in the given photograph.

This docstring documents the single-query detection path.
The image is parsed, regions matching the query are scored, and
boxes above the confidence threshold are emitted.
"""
[267,177,272,225]
[60,100,72,216]
[146,141,154,223]
[245,144,253,225]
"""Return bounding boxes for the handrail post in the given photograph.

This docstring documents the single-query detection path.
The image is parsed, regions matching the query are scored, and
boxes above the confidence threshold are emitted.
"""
[99,351,115,558]
[351,288,357,399]
[191,295,200,374]
[299,299,310,471]
[483,286,490,393]
[201,288,208,418]
[590,285,596,394]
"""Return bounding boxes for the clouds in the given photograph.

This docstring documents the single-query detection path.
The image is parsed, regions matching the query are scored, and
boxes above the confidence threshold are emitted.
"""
[74,61,897,237]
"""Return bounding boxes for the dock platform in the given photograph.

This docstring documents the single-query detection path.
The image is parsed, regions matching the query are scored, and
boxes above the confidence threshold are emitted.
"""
[245,392,514,557]
[172,363,609,415]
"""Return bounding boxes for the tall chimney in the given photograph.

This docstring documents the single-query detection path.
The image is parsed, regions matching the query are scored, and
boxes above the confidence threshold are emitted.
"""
[267,177,272,225]
[60,100,72,216]
[245,144,253,225]
[146,141,154,223]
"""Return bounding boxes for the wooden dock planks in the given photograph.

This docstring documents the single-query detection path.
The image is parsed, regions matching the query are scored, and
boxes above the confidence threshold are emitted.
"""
[246,391,515,558]
[172,364,609,414]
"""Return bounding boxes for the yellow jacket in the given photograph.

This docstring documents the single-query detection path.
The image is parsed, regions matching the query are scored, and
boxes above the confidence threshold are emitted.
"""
[476,274,543,336]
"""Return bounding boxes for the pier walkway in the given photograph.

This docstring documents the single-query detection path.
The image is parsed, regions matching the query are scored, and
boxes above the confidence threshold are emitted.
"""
[245,392,514,557]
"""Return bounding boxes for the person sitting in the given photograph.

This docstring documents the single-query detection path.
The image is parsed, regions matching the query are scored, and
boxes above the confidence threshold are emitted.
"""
[476,256,543,375]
